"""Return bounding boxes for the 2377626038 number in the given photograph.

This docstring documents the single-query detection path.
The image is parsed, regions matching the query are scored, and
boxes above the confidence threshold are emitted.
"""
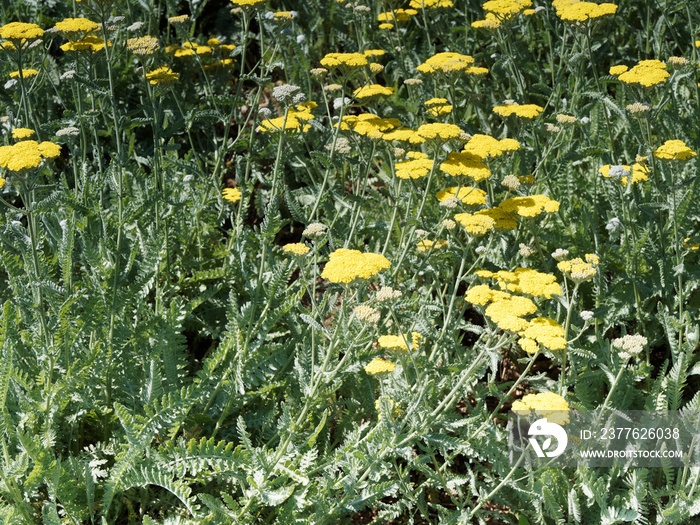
[599,427,680,440]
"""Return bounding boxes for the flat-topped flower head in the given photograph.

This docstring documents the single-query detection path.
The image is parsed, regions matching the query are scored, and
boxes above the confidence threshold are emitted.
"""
[282,243,310,256]
[417,52,475,74]
[376,286,402,302]
[482,0,533,17]
[499,194,560,217]
[409,0,453,7]
[520,317,566,351]
[146,66,179,85]
[378,9,418,22]
[9,68,38,78]
[512,392,569,424]
[222,187,241,203]
[552,0,617,23]
[321,248,390,284]
[378,332,422,351]
[436,186,486,205]
[612,334,647,360]
[416,123,463,141]
[54,18,99,35]
[230,0,267,7]
[424,98,453,116]
[618,59,669,87]
[354,305,381,324]
[557,256,598,283]
[599,163,649,185]
[395,157,433,179]
[364,357,395,374]
[353,84,394,99]
[0,22,44,42]
[463,134,520,159]
[126,35,160,55]
[0,140,61,173]
[320,52,368,70]
[417,239,448,252]
[493,103,543,118]
[654,139,697,160]
[454,213,495,235]
[11,128,35,139]
[440,152,491,181]
[61,36,109,53]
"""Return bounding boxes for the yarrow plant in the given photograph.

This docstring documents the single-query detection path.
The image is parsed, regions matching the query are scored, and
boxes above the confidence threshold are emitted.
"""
[0,0,698,523]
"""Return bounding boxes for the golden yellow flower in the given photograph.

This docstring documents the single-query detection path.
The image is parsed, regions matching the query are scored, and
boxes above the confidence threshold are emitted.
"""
[11,128,35,139]
[321,248,390,283]
[512,392,569,424]
[282,243,310,256]
[222,187,241,202]
[493,103,543,118]
[653,139,697,160]
[364,358,396,375]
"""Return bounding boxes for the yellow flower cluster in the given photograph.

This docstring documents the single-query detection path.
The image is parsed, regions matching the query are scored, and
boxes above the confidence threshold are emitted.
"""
[520,317,566,352]
[382,128,425,143]
[222,187,241,203]
[258,102,317,133]
[378,332,422,351]
[453,212,495,235]
[440,152,491,181]
[364,357,396,375]
[463,134,520,159]
[493,103,543,118]
[409,0,453,7]
[61,36,108,53]
[321,248,390,283]
[126,35,160,56]
[320,52,368,69]
[653,139,697,160]
[552,0,617,23]
[282,243,310,256]
[482,0,533,17]
[9,69,38,78]
[353,84,394,98]
[436,186,487,205]
[11,128,35,139]
[609,65,628,76]
[557,254,599,283]
[378,9,417,22]
[424,98,453,116]
[415,123,464,141]
[499,194,560,217]
[146,66,179,85]
[0,140,61,172]
[417,239,448,252]
[478,207,518,229]
[395,153,434,179]
[617,59,669,87]
[598,163,649,185]
[485,295,538,331]
[340,113,402,139]
[54,17,99,34]
[417,52,485,75]
[467,268,565,353]
[474,268,562,299]
[0,22,44,41]
[230,0,266,6]
[472,13,502,29]
[511,392,569,425]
